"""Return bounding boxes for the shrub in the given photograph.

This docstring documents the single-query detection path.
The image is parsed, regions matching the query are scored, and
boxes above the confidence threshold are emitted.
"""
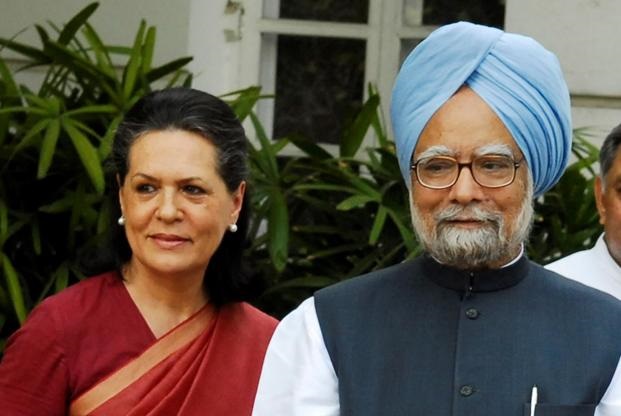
[0,3,603,349]
[0,2,193,348]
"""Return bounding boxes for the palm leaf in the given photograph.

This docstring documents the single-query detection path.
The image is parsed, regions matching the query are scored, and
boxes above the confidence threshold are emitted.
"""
[58,2,99,45]
[62,119,105,193]
[37,118,61,178]
[1,253,27,323]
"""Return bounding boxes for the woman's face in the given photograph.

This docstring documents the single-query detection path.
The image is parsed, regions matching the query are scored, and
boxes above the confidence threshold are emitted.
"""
[118,129,245,278]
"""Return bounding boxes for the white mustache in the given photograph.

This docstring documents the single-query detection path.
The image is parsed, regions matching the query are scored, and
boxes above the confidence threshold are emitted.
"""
[435,204,502,225]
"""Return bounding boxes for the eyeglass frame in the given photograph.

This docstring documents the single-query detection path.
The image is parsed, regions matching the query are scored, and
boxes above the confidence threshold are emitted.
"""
[410,154,523,190]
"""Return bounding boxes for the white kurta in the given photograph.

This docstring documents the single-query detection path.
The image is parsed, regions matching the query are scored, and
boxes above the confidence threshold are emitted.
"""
[546,234,621,300]
[253,296,621,415]
[252,297,339,416]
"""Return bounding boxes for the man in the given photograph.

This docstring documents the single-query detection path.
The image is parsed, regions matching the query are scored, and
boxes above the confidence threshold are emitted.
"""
[253,22,621,416]
[546,124,621,299]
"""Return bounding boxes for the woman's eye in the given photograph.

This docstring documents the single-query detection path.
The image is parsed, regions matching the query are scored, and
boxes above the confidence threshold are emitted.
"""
[183,185,206,195]
[136,184,156,193]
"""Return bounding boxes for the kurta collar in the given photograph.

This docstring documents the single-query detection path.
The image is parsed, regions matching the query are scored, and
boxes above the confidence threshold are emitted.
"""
[421,252,530,293]
[597,233,621,275]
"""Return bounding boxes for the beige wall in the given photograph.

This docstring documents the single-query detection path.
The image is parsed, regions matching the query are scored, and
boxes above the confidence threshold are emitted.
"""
[0,0,244,96]
[2,0,620,144]
[506,0,621,97]
[0,0,191,65]
[186,0,245,95]
[506,0,621,144]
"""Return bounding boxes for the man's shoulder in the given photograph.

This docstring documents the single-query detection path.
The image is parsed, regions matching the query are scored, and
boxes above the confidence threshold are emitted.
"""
[532,260,621,314]
[542,235,621,300]
[544,248,594,275]
[315,257,424,300]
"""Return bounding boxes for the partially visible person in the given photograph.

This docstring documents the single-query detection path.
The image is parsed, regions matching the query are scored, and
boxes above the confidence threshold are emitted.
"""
[546,123,621,299]
[0,87,277,415]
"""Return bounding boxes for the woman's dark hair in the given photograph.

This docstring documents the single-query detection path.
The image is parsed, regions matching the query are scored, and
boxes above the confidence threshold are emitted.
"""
[83,87,261,305]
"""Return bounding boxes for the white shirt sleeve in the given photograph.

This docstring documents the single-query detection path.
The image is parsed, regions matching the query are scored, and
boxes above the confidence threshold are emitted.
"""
[252,297,340,416]
[596,356,621,416]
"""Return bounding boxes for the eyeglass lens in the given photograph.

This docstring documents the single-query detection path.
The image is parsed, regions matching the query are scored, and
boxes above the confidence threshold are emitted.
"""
[414,155,517,188]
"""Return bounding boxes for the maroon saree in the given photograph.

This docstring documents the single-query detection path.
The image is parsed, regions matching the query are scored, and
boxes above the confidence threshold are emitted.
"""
[69,302,277,416]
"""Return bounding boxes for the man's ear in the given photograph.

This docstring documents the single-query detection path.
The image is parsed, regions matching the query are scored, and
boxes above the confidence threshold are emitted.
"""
[595,176,606,226]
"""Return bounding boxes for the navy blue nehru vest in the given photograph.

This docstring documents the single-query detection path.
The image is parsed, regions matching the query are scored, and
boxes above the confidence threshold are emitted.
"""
[314,255,621,416]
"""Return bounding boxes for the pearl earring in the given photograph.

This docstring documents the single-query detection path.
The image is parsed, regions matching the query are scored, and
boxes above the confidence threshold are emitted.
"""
[228,223,238,233]
[117,216,126,226]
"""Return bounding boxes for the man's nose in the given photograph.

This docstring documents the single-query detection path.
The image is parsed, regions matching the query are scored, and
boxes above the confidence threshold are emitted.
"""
[447,166,485,204]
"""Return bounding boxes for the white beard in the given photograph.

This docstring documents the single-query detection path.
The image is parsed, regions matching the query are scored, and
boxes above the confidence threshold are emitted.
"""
[410,179,534,269]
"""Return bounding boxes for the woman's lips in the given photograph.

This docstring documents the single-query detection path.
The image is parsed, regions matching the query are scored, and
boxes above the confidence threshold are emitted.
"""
[149,233,190,249]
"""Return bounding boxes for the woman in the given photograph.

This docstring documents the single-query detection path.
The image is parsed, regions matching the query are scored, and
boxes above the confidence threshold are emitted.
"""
[0,87,277,415]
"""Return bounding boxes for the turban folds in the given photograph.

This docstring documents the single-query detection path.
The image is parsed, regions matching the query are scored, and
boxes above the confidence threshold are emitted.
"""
[391,22,571,196]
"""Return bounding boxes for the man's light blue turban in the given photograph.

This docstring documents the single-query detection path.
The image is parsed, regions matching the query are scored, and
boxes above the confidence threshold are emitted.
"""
[391,22,571,197]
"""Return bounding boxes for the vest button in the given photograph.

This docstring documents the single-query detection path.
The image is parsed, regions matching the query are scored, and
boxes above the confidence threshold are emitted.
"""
[459,385,474,397]
[465,308,479,319]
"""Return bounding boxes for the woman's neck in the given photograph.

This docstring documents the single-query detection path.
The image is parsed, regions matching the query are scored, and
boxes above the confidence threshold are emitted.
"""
[121,259,210,338]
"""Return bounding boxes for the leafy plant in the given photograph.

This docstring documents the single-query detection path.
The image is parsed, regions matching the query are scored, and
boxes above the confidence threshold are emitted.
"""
[223,85,419,316]
[0,2,193,348]
[0,2,604,349]
[529,128,602,263]
[246,89,603,316]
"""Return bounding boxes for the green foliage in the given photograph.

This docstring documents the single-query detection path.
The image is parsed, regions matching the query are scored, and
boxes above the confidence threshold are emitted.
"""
[248,86,419,316]
[0,3,604,346]
[529,128,602,263]
[246,88,603,317]
[0,3,192,340]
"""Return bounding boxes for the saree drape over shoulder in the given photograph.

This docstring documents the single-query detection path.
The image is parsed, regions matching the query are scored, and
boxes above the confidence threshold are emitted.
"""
[0,272,277,416]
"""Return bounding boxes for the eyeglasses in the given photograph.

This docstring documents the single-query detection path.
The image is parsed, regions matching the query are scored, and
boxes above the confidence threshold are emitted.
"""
[410,155,522,189]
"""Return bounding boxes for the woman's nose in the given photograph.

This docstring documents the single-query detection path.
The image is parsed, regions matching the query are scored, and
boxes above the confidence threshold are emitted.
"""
[156,190,182,222]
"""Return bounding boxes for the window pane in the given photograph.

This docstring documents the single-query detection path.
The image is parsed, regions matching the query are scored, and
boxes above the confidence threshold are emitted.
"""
[273,35,365,145]
[400,39,423,66]
[403,0,424,27]
[277,0,369,23]
[403,0,506,28]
